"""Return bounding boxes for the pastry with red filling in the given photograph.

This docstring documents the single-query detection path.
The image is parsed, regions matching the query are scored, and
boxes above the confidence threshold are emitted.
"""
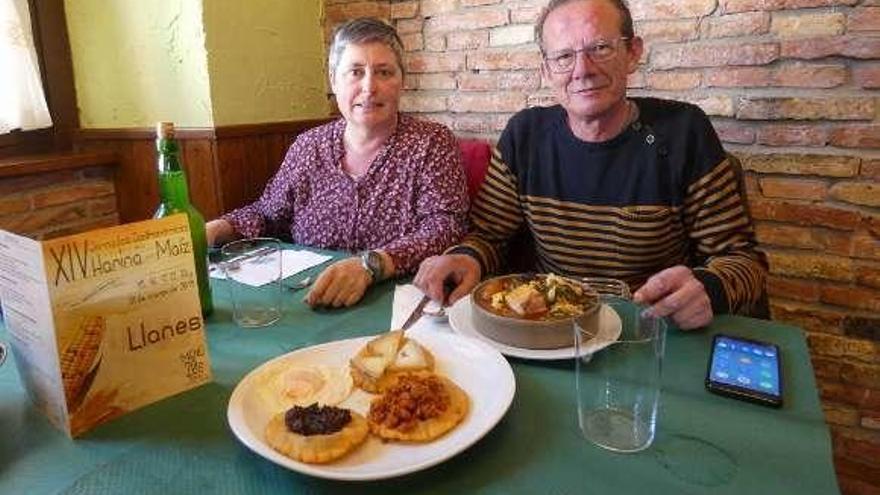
[367,371,469,442]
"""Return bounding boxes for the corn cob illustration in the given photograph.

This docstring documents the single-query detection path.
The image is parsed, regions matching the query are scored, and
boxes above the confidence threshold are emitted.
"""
[60,316,105,410]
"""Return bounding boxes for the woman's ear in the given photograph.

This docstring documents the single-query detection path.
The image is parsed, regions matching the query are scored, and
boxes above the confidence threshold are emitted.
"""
[328,70,337,95]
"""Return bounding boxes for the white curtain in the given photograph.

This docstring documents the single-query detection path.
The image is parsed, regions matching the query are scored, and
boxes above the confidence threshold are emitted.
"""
[0,0,52,134]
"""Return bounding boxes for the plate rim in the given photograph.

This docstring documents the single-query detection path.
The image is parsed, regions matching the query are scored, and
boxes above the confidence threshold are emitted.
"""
[226,329,516,481]
[447,296,621,360]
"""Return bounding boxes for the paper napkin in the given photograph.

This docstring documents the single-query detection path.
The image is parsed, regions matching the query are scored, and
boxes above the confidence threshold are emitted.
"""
[392,284,451,334]
[209,249,332,287]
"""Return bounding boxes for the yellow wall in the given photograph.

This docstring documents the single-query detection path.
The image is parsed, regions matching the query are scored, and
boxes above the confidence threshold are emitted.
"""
[65,0,214,128]
[65,0,329,129]
[203,0,329,125]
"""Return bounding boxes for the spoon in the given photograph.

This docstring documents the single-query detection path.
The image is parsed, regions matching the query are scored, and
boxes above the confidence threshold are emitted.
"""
[285,276,312,292]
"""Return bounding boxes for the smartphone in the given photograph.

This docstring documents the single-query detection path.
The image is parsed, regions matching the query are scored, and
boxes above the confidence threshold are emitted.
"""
[705,334,783,408]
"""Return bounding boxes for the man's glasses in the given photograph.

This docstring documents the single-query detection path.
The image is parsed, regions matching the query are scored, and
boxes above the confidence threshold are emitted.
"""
[543,38,631,73]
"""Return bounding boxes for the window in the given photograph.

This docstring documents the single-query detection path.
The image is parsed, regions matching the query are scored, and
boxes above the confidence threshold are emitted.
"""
[0,0,77,158]
[1,0,53,135]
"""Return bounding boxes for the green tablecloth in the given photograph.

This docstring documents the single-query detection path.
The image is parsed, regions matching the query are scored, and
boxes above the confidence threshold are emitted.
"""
[0,253,839,494]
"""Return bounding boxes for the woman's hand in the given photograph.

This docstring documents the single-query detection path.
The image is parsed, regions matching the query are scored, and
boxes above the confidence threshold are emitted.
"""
[304,257,372,308]
[205,219,236,247]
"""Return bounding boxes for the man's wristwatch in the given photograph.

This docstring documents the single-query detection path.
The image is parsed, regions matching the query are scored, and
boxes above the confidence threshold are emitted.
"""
[359,250,384,285]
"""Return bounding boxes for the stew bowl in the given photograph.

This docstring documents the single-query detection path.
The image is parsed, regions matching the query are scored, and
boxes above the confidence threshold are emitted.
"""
[471,274,600,350]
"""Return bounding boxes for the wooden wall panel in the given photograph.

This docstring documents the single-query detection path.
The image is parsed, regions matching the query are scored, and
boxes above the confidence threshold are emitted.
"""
[74,118,331,225]
[108,141,139,222]
[254,135,278,197]
[182,139,221,219]
[266,134,291,171]
[211,118,330,216]
[129,140,160,220]
[242,137,271,206]
[75,132,212,223]
[213,138,250,215]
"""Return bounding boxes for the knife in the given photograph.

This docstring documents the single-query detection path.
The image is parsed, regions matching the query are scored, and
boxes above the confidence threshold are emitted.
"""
[401,295,431,331]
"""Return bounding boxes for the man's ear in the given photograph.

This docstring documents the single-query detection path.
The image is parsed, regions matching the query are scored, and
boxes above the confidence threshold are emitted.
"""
[626,37,644,74]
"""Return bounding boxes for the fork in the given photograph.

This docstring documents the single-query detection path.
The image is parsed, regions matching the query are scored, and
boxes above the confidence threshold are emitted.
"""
[211,245,276,273]
[422,305,446,318]
[285,276,312,292]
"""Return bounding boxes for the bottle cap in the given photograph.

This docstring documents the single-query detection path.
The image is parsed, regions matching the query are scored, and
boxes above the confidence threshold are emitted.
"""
[156,122,175,139]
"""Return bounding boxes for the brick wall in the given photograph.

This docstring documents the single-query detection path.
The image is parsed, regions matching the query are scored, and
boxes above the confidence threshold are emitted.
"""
[326,0,879,492]
[0,166,119,239]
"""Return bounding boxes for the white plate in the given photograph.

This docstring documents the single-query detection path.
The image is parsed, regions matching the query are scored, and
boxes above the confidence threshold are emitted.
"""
[447,296,622,360]
[227,327,515,481]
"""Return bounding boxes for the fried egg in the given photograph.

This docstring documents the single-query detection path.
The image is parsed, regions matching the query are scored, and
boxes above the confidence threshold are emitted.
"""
[257,363,353,414]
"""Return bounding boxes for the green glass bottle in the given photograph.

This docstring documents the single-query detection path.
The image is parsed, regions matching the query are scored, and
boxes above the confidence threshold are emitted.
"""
[154,122,214,316]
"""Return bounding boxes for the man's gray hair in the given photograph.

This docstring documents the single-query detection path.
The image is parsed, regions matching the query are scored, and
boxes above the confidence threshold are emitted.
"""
[535,0,635,51]
[328,18,405,78]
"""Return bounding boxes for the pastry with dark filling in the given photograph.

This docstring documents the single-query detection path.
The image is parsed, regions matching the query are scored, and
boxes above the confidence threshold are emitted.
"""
[265,403,368,463]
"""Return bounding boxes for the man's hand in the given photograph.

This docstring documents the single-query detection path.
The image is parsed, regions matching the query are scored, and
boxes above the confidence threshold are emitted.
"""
[414,254,482,305]
[633,265,713,330]
[304,257,372,308]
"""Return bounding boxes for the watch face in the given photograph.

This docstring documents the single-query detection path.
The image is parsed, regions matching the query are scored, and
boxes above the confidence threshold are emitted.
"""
[361,251,382,280]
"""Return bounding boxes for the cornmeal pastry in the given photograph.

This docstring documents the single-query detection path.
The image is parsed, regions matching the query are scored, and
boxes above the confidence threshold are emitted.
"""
[368,372,469,442]
[350,330,434,393]
[265,404,369,464]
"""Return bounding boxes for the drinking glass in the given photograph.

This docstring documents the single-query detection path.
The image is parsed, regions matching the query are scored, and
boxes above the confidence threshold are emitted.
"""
[575,295,667,453]
[220,238,283,328]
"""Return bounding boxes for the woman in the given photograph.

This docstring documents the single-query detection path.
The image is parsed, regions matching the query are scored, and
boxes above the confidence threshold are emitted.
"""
[206,18,469,308]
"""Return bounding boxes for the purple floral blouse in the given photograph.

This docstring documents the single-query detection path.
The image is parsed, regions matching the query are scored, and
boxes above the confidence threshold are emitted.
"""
[222,114,469,275]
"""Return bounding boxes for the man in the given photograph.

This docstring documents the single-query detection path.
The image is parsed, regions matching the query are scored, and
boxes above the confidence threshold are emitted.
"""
[414,0,766,329]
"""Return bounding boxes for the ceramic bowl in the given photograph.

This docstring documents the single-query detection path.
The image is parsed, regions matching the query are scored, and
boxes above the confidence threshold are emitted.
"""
[471,274,600,349]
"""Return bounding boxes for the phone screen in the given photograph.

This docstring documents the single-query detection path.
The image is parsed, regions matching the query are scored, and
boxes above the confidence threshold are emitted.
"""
[706,334,782,407]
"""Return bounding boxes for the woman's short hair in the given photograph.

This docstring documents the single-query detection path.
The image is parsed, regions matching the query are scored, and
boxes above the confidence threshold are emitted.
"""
[328,18,405,78]
[536,0,635,50]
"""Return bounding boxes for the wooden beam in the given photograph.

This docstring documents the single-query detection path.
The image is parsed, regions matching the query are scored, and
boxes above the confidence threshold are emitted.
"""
[0,151,118,178]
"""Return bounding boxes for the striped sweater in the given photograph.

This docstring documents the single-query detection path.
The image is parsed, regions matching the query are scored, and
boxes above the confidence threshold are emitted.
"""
[456,98,766,315]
